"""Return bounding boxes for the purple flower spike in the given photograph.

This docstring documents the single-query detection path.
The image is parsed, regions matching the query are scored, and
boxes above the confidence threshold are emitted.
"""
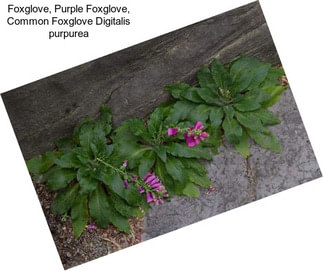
[123,180,129,189]
[167,128,179,136]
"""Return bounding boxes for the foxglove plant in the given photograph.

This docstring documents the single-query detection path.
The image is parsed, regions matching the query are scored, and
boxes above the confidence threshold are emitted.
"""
[112,107,215,198]
[165,56,287,157]
[27,106,149,238]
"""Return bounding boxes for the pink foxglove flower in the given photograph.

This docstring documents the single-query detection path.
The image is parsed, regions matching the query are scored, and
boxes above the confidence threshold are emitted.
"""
[122,160,128,167]
[184,121,209,147]
[168,128,179,136]
[143,172,168,204]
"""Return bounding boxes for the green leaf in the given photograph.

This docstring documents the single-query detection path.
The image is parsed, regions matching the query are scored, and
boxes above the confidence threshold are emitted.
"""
[153,146,167,162]
[247,128,282,153]
[210,59,232,90]
[234,129,250,158]
[128,118,149,138]
[54,151,81,168]
[262,85,286,108]
[181,87,205,103]
[110,192,143,218]
[138,151,156,178]
[108,207,130,234]
[260,67,285,88]
[71,194,89,238]
[186,170,211,188]
[254,109,280,126]
[54,137,76,151]
[101,168,125,199]
[181,158,207,176]
[197,87,222,106]
[209,107,224,128]
[51,184,79,215]
[197,66,217,89]
[147,108,164,135]
[166,143,212,160]
[165,156,186,184]
[89,184,111,228]
[223,105,235,118]
[124,185,145,206]
[154,159,177,195]
[77,168,98,194]
[235,111,264,132]
[46,167,76,191]
[182,182,200,197]
[26,151,58,175]
[165,83,190,99]
[234,97,261,112]
[222,115,242,144]
[166,101,195,124]
[230,57,270,92]
[188,104,210,123]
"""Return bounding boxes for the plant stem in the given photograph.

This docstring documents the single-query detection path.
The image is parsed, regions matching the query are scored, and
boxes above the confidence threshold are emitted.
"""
[96,157,124,175]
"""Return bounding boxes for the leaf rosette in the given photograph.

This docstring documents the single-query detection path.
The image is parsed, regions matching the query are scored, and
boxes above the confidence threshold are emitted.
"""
[165,56,287,157]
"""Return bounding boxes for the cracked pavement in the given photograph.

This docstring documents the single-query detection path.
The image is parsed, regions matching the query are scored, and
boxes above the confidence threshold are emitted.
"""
[142,89,321,240]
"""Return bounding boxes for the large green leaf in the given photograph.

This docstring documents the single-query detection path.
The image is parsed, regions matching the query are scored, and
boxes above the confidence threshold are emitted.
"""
[182,182,200,197]
[26,151,58,175]
[46,167,76,191]
[166,143,212,160]
[210,59,232,90]
[51,184,79,215]
[230,57,270,92]
[166,101,195,124]
[165,83,190,99]
[165,156,186,184]
[247,128,282,153]
[188,104,210,123]
[54,151,81,168]
[181,87,205,103]
[181,158,207,176]
[101,168,125,199]
[196,87,222,106]
[197,66,217,89]
[77,167,98,194]
[138,151,156,178]
[186,170,211,188]
[110,192,143,218]
[147,108,164,135]
[254,109,280,126]
[89,185,111,228]
[234,97,261,112]
[233,129,250,158]
[153,146,167,162]
[54,137,76,151]
[262,85,286,108]
[260,67,285,88]
[209,107,224,128]
[155,158,176,196]
[222,115,243,144]
[235,111,264,132]
[71,194,89,238]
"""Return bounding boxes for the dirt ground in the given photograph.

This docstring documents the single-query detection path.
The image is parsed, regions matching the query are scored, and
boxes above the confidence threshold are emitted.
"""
[34,183,144,269]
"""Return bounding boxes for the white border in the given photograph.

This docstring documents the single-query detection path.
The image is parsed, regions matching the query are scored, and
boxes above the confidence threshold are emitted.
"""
[1,0,322,270]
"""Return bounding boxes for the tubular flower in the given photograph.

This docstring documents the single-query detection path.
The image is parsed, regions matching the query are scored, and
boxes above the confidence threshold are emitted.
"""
[122,160,128,167]
[184,121,209,147]
[167,127,179,136]
[143,172,168,204]
[86,223,97,231]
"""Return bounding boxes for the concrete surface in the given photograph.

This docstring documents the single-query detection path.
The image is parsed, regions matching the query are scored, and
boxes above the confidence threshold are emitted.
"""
[143,89,321,239]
